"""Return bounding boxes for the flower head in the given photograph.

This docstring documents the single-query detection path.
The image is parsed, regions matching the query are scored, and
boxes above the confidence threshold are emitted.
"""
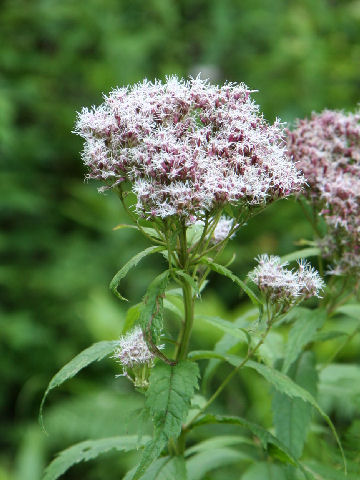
[287,109,360,275]
[249,254,324,312]
[75,76,304,223]
[113,327,155,386]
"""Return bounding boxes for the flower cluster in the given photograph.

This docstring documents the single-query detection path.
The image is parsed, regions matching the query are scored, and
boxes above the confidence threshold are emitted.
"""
[211,216,237,244]
[249,255,324,312]
[75,76,304,223]
[113,327,155,386]
[287,110,360,274]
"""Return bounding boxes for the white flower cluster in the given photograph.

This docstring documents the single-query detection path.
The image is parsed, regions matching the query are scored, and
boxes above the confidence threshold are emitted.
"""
[75,76,304,222]
[113,327,154,370]
[249,255,324,309]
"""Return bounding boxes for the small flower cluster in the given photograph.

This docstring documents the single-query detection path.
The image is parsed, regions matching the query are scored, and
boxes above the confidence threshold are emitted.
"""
[113,327,155,386]
[211,216,237,244]
[287,110,360,274]
[249,255,324,312]
[75,76,303,223]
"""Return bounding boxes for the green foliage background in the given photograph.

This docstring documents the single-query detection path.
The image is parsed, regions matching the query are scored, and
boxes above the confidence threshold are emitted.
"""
[1,0,360,478]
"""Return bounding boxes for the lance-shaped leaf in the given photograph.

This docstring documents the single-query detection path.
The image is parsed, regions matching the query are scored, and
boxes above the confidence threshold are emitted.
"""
[199,258,261,306]
[188,350,346,472]
[194,315,249,343]
[273,352,318,459]
[282,309,326,373]
[189,414,310,478]
[133,361,199,479]
[186,447,250,480]
[242,462,287,480]
[110,246,165,301]
[280,247,321,264]
[43,435,149,480]
[174,270,200,296]
[39,341,118,431]
[335,304,360,320]
[139,270,170,344]
[124,456,187,480]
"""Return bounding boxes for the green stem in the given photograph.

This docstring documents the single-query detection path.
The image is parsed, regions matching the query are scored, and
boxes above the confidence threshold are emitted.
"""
[175,279,194,361]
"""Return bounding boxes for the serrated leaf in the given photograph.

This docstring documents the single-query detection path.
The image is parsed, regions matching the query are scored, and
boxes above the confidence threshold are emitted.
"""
[273,352,318,459]
[133,361,199,479]
[43,435,149,480]
[139,270,170,344]
[39,341,118,431]
[282,309,326,373]
[280,248,321,264]
[195,315,249,342]
[110,246,165,301]
[186,447,249,480]
[199,258,261,305]
[190,414,310,477]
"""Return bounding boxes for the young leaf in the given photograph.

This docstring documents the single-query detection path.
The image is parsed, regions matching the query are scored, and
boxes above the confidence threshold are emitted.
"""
[273,352,318,459]
[43,435,149,480]
[199,258,261,305]
[282,309,326,373]
[123,303,143,334]
[280,247,321,264]
[133,361,199,479]
[139,270,170,344]
[110,246,165,301]
[39,341,118,431]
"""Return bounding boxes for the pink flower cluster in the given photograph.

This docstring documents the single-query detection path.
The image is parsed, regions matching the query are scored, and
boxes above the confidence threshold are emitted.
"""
[287,110,360,274]
[75,76,303,222]
[249,255,324,310]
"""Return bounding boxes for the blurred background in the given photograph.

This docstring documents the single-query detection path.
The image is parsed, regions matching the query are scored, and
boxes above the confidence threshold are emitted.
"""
[1,0,360,478]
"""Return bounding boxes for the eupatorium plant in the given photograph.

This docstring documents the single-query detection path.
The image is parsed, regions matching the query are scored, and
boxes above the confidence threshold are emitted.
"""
[40,78,353,480]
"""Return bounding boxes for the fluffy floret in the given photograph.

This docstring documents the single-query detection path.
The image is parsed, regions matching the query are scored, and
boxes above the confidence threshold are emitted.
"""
[113,327,154,369]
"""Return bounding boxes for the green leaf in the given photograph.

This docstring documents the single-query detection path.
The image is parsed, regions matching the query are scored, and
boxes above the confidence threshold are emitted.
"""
[312,331,347,343]
[163,298,183,319]
[39,341,118,431]
[133,361,199,479]
[280,247,321,263]
[123,303,143,334]
[125,456,187,480]
[199,258,261,305]
[242,462,287,480]
[273,352,318,459]
[245,359,346,471]
[335,304,360,320]
[110,246,165,301]
[194,315,249,342]
[185,435,253,456]
[43,435,149,480]
[139,270,170,344]
[282,309,326,373]
[190,414,310,477]
[186,448,249,480]
[190,350,346,472]
[174,270,200,296]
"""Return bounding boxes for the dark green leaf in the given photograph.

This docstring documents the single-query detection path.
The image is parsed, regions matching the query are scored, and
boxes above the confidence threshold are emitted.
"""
[186,447,249,480]
[133,361,199,479]
[39,341,118,431]
[110,246,165,301]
